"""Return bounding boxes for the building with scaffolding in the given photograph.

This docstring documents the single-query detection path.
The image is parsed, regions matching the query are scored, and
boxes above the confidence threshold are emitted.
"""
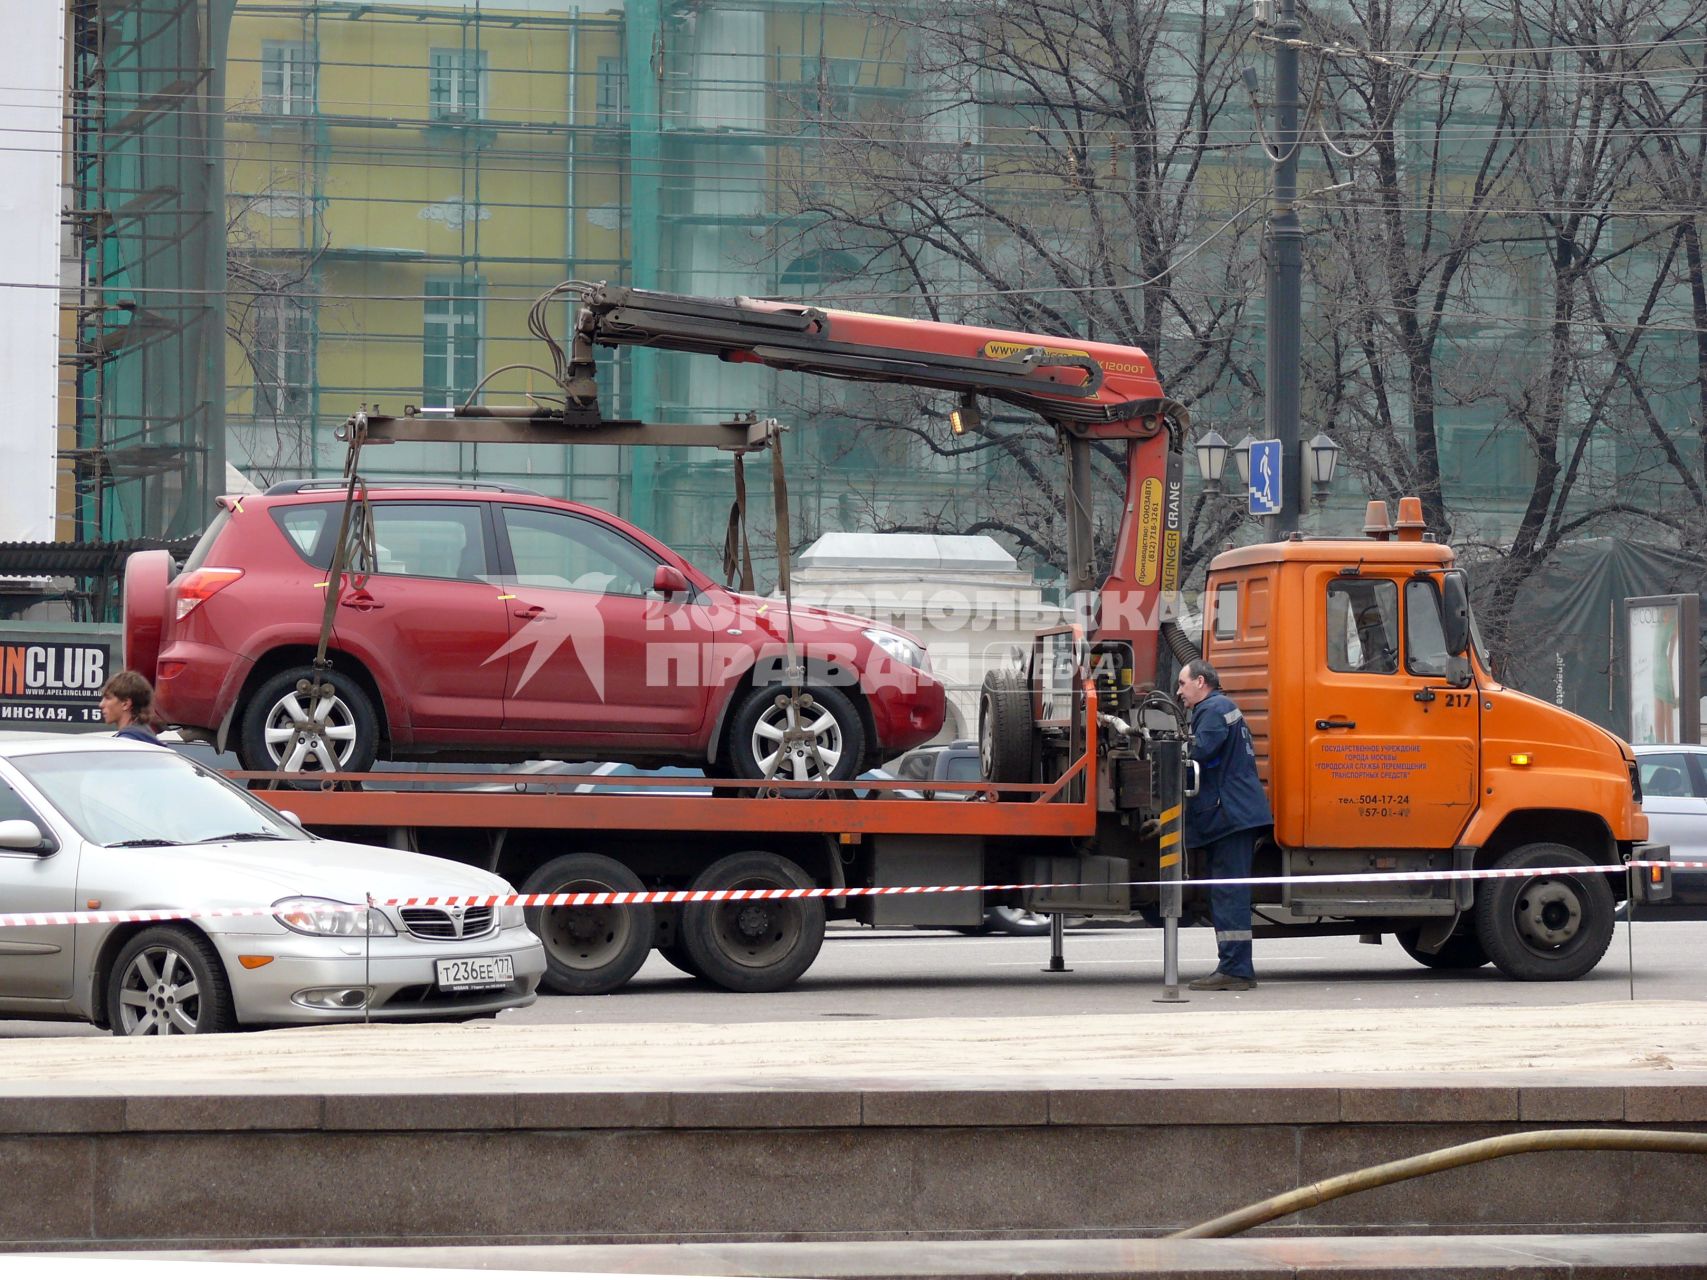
[50,1,1707,638]
[54,0,996,590]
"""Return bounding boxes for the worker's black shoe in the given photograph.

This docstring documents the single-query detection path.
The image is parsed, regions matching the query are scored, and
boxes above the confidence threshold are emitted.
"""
[1188,970,1256,991]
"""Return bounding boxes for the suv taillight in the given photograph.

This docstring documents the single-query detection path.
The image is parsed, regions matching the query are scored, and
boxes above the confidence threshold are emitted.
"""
[173,567,244,620]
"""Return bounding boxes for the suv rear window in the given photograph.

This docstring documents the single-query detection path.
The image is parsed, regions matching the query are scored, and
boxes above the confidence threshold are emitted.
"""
[181,509,232,573]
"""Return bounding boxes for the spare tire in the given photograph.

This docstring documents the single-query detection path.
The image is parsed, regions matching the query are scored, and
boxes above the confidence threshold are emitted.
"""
[122,549,174,680]
[979,667,1034,794]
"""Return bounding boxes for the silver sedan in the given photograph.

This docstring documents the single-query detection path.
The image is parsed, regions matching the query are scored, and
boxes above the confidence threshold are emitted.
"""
[0,732,545,1035]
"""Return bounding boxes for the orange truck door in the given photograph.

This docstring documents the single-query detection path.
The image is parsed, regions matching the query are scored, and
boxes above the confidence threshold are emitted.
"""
[1303,569,1479,849]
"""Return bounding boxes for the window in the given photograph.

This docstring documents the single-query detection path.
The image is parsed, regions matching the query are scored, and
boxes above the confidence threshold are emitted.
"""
[13,751,294,848]
[595,56,627,130]
[897,752,935,783]
[1404,579,1451,678]
[354,503,488,581]
[501,507,660,597]
[1638,752,1693,798]
[943,755,982,783]
[251,294,313,420]
[423,279,481,409]
[0,776,45,830]
[429,48,487,122]
[1213,582,1239,641]
[1327,579,1399,675]
[261,42,316,117]
[271,505,332,566]
[799,57,858,133]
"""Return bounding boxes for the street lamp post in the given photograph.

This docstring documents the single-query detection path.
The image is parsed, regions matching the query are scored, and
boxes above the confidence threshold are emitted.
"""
[1263,0,1304,537]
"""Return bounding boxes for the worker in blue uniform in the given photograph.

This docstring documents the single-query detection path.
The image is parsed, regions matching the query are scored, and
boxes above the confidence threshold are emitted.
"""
[1176,658,1273,991]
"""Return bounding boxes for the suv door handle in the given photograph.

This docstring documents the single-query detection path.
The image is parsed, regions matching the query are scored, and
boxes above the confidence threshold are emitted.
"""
[1316,718,1356,730]
[513,605,556,620]
[339,595,384,612]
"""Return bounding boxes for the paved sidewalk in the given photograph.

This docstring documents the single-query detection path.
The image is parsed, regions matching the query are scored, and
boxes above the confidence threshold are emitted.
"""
[0,999,1701,1094]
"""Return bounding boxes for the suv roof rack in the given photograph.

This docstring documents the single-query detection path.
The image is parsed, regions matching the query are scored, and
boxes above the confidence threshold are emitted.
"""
[263,479,545,497]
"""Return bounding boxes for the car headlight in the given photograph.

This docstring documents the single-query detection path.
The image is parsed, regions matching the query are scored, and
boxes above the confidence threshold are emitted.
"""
[864,628,929,671]
[500,902,526,929]
[272,897,398,937]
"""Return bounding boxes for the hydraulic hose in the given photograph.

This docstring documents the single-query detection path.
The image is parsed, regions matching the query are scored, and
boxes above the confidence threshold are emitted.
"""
[1160,619,1200,666]
[1171,1128,1707,1238]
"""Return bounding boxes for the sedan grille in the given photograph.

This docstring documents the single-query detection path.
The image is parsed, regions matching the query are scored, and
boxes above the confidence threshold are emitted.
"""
[399,905,495,941]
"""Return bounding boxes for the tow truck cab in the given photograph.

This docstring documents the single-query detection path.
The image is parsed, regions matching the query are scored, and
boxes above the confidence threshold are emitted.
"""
[1197,499,1661,973]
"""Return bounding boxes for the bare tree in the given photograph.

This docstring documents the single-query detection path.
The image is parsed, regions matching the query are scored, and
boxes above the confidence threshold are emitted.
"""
[1303,0,1530,539]
[771,0,1265,584]
[1468,0,1707,660]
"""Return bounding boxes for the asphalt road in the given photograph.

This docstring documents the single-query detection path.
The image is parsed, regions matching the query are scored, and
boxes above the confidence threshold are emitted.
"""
[501,916,1707,1027]
[4,917,1701,1040]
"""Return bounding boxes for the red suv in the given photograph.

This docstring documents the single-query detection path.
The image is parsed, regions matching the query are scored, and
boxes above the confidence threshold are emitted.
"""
[123,482,945,781]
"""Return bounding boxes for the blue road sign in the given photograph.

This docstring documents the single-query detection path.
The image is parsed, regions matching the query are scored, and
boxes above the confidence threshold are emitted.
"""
[1248,439,1282,516]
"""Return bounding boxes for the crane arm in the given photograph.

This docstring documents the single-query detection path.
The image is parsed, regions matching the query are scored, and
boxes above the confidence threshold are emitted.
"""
[569,286,1188,680]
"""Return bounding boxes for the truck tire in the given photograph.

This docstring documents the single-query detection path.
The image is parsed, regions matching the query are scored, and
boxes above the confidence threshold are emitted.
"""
[680,850,825,993]
[979,667,1033,795]
[521,853,655,995]
[1472,843,1615,982]
[1396,926,1490,970]
[725,684,865,790]
[655,941,706,980]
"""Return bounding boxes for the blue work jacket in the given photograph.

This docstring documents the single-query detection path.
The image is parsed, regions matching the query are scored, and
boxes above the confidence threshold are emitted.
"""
[1184,690,1273,846]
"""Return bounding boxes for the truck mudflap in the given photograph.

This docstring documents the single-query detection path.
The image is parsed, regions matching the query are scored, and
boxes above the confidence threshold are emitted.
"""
[1628,843,1672,905]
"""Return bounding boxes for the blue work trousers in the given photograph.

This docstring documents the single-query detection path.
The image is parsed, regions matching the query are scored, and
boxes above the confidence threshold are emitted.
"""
[1203,829,1256,979]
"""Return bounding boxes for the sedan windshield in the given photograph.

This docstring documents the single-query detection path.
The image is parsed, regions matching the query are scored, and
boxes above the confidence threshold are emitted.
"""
[12,750,300,847]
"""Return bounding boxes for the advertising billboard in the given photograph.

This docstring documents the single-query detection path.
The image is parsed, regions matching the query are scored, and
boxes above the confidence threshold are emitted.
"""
[1624,594,1700,746]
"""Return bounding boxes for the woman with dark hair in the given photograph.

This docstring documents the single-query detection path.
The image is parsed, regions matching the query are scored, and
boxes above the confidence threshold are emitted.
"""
[101,669,160,743]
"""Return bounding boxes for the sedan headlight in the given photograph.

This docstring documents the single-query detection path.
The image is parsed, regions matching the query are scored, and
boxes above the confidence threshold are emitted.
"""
[273,897,397,937]
[864,628,929,671]
[500,902,526,929]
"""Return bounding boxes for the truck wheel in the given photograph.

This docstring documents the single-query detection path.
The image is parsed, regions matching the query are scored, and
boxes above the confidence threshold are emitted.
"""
[725,684,865,790]
[521,853,655,995]
[979,667,1033,795]
[1473,843,1615,981]
[656,942,706,980]
[238,666,379,776]
[1396,926,1490,970]
[681,851,825,993]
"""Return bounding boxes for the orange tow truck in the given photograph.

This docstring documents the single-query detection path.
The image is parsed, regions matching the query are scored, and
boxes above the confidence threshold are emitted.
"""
[261,286,1668,994]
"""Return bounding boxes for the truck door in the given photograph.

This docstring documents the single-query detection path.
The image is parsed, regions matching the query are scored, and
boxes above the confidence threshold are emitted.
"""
[1303,571,1479,849]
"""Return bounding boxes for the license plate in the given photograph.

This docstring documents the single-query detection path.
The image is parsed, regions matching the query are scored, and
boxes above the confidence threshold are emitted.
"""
[435,955,514,992]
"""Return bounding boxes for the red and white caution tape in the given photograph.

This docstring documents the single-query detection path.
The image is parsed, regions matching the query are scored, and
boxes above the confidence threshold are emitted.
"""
[1,860,1698,931]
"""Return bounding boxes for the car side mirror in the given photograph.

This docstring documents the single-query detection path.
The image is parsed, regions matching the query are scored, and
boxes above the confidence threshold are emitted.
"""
[653,564,689,598]
[277,810,302,828]
[0,819,53,854]
[1441,570,1471,656]
[1445,655,1472,689]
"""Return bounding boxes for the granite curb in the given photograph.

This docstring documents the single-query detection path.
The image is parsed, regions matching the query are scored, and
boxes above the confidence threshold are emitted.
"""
[43,1233,1707,1276]
[0,1079,1700,1135]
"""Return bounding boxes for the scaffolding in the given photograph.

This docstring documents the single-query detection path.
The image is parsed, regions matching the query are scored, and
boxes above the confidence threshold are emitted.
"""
[57,2,1008,588]
[67,0,230,544]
